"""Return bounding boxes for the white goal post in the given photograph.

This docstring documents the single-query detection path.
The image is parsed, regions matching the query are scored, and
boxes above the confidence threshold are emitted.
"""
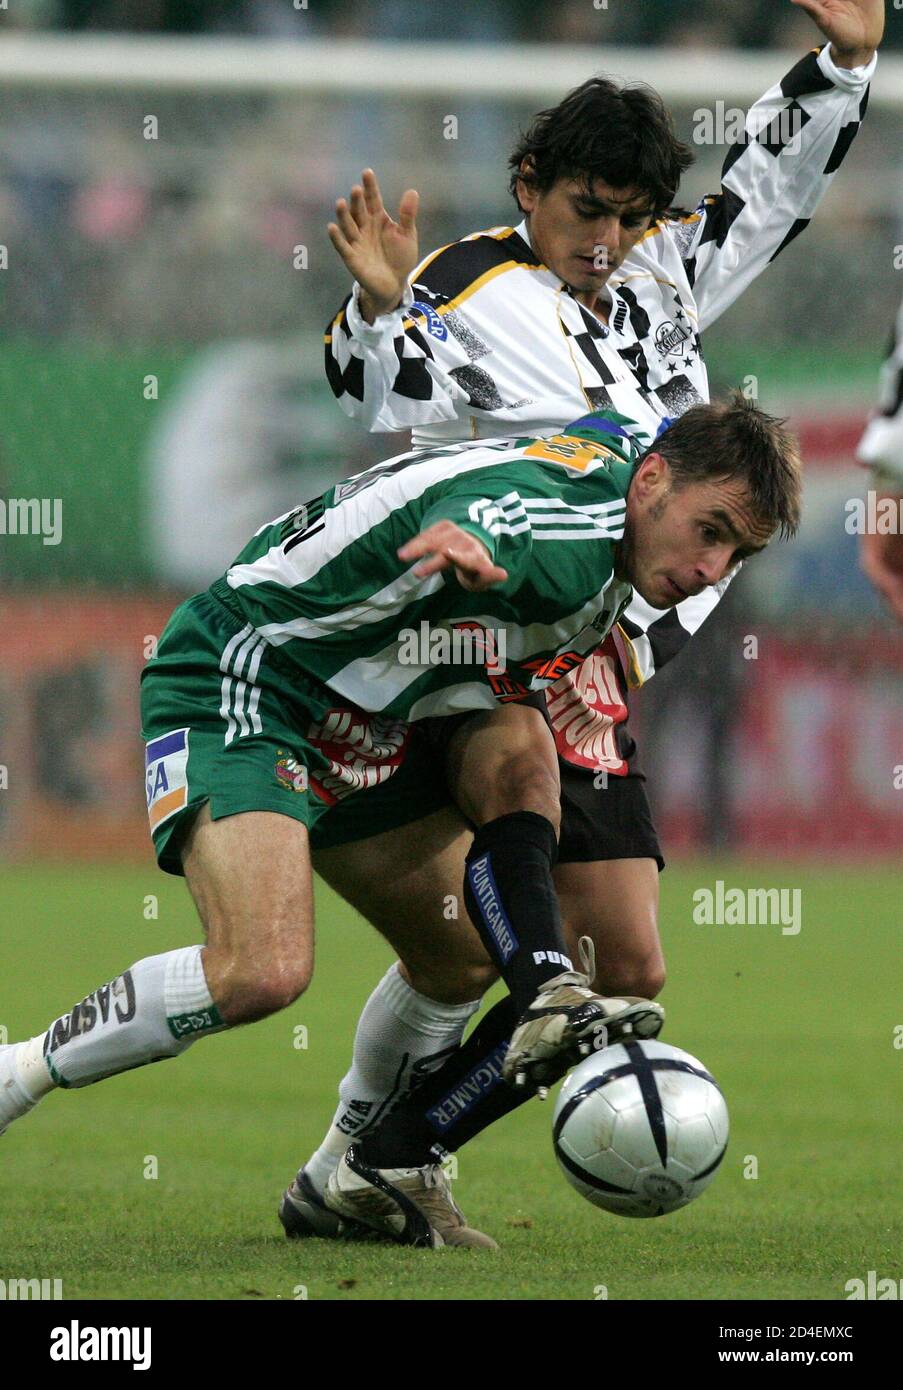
[0,32,901,106]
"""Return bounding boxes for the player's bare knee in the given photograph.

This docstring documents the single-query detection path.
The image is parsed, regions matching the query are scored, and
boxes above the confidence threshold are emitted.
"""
[447,954,498,1000]
[255,961,312,1015]
[213,951,312,1022]
[491,754,562,836]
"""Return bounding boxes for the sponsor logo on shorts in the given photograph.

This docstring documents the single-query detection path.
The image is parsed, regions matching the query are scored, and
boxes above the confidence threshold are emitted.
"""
[467,854,518,962]
[275,754,309,793]
[145,728,189,831]
[305,709,410,805]
[543,645,628,775]
[426,1044,508,1130]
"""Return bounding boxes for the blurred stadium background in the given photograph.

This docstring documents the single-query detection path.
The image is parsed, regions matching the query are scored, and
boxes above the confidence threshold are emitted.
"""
[1,0,901,869]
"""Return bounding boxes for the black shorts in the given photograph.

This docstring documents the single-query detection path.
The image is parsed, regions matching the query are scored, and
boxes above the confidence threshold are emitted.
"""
[558,764,664,870]
[420,707,664,871]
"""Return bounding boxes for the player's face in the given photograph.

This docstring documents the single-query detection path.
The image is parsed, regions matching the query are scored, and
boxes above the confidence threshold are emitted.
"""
[621,455,775,610]
[517,173,655,295]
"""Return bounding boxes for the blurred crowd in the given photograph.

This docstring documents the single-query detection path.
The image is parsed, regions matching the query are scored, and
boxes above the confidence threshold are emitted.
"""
[0,0,900,52]
[1,1,899,342]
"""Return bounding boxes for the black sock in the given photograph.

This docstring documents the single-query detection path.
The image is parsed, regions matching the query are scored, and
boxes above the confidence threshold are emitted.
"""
[463,811,573,1013]
[356,996,524,1169]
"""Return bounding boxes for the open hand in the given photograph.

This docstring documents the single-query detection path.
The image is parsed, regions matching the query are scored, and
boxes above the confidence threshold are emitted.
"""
[328,168,420,324]
[398,521,509,592]
[790,0,884,69]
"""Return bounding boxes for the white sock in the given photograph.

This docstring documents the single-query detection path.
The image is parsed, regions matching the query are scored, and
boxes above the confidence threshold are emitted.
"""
[27,946,225,1091]
[14,1034,56,1100]
[304,963,481,1193]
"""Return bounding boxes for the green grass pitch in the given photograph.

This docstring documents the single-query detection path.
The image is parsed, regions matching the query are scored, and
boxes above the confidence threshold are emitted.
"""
[0,860,899,1301]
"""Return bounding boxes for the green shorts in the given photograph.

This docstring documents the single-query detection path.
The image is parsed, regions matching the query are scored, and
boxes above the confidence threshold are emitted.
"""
[140,586,451,875]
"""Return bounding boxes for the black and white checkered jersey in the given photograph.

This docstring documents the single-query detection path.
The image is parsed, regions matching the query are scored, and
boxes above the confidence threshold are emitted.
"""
[325,44,874,682]
[858,291,903,490]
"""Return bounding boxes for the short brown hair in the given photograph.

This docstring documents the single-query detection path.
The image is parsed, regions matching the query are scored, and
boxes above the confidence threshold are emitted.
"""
[652,393,802,539]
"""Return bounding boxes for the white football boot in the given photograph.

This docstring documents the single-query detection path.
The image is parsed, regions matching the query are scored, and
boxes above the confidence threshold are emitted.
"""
[0,1044,39,1136]
[324,1145,499,1249]
[503,937,665,1090]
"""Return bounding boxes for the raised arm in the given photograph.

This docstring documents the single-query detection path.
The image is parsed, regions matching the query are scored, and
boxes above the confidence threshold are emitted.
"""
[792,0,883,71]
[669,0,883,329]
[325,169,479,432]
[328,168,419,326]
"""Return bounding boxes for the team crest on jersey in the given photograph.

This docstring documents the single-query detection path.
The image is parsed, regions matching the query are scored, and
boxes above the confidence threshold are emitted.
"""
[654,320,692,357]
[408,300,448,341]
[275,755,309,793]
[145,728,189,831]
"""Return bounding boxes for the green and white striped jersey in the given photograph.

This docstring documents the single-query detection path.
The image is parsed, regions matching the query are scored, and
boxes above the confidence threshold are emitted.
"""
[217,414,640,719]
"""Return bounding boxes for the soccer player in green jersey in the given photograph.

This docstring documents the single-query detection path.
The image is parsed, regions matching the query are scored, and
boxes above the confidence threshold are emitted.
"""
[0,397,799,1243]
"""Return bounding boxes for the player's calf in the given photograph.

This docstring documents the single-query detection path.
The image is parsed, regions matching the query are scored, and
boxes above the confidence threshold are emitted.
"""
[556,857,666,1001]
[1,808,316,1137]
[448,705,589,1013]
[180,805,314,1026]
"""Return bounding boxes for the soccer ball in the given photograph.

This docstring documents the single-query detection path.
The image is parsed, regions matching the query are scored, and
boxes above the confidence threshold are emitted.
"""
[552,1040,729,1218]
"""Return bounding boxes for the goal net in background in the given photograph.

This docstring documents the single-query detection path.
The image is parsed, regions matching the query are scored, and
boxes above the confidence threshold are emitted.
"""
[1,29,901,860]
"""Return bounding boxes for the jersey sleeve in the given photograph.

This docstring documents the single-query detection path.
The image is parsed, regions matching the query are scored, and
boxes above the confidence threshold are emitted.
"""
[417,455,624,607]
[666,44,875,330]
[323,227,529,433]
[857,294,903,490]
[324,279,472,431]
[418,474,536,593]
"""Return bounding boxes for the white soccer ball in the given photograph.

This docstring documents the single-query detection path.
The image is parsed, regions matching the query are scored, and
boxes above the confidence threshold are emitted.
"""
[552,1040,729,1218]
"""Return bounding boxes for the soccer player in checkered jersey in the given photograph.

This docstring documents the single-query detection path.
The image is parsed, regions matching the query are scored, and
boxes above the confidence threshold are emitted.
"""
[279,1,884,1240]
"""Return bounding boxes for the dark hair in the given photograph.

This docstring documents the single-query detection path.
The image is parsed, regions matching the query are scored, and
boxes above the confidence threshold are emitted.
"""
[508,76,694,218]
[653,393,802,539]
